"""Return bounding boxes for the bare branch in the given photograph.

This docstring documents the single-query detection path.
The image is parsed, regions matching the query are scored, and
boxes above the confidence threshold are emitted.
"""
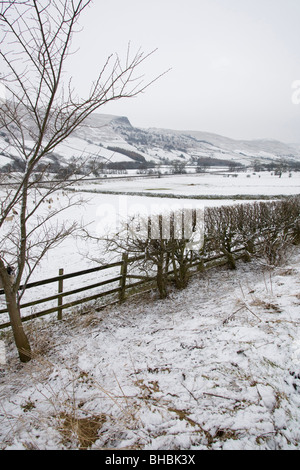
[0,0,162,362]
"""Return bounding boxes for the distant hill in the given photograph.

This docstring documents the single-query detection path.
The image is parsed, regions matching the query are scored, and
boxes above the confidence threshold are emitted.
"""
[1,111,299,173]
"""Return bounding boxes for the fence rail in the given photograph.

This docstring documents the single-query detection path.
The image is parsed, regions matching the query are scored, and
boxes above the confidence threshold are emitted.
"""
[0,246,251,330]
[0,254,145,329]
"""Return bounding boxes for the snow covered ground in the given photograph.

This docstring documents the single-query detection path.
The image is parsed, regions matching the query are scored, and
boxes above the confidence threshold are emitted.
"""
[18,170,299,284]
[1,170,300,450]
[1,245,300,450]
[0,186,241,325]
[0,170,298,325]
[73,171,300,198]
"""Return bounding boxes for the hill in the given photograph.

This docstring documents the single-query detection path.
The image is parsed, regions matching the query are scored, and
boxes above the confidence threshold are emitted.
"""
[1,112,299,172]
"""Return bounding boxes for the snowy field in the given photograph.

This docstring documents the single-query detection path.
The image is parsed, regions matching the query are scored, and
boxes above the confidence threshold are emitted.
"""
[0,190,233,281]
[0,171,299,323]
[1,171,300,450]
[1,246,300,449]
[0,190,234,323]
[0,188,237,323]
[22,170,300,281]
[73,171,300,198]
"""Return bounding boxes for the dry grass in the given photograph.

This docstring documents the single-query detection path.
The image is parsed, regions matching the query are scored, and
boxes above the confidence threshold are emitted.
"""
[249,298,282,313]
[59,412,107,450]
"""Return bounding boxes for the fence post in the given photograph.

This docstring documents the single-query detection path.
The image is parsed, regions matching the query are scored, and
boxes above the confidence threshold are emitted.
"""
[119,253,128,302]
[57,268,64,320]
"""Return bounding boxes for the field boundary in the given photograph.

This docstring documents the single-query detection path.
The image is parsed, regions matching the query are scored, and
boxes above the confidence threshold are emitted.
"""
[0,248,246,330]
[69,188,289,200]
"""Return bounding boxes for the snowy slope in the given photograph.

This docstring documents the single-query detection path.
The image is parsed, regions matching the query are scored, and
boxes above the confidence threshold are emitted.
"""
[1,246,300,449]
[72,114,300,166]
[1,112,300,171]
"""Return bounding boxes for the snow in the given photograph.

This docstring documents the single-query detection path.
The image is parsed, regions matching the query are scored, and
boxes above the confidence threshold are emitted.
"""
[1,244,300,449]
[0,154,12,166]
[73,171,300,197]
[0,171,298,321]
[0,341,5,365]
[0,187,235,325]
[2,111,300,173]
[0,171,300,450]
[55,137,136,163]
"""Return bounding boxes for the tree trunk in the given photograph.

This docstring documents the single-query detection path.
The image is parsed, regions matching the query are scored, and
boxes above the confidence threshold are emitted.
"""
[156,262,167,299]
[5,288,31,363]
[222,247,236,270]
[171,253,189,289]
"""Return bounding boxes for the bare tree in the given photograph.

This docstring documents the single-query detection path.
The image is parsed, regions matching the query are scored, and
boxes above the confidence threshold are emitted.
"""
[204,205,241,269]
[103,209,203,299]
[204,198,300,270]
[0,0,162,362]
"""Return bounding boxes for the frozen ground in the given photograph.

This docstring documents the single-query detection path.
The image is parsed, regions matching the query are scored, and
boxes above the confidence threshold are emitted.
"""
[0,188,253,323]
[14,170,298,283]
[0,170,298,324]
[73,171,300,198]
[1,245,300,450]
[0,186,244,282]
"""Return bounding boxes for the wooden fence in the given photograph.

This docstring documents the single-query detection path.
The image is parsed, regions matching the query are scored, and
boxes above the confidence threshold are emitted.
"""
[0,254,139,329]
[0,246,249,330]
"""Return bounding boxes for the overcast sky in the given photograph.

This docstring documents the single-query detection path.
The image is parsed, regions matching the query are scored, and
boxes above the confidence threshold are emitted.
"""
[3,0,300,143]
